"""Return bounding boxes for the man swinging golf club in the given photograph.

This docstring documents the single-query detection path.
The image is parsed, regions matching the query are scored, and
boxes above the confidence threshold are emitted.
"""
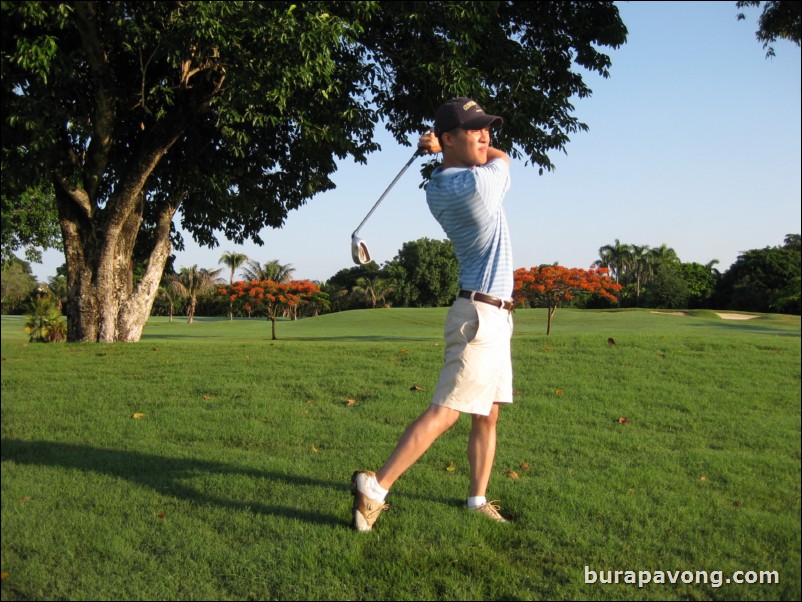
[351,97,514,531]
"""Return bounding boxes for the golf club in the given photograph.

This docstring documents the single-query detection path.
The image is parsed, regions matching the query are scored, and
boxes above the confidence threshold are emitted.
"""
[351,147,422,265]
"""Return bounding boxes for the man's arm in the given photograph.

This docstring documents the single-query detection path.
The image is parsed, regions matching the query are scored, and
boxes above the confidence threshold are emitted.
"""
[485,146,510,166]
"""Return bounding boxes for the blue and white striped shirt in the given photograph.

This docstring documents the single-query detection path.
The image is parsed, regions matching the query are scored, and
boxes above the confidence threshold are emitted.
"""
[426,158,513,300]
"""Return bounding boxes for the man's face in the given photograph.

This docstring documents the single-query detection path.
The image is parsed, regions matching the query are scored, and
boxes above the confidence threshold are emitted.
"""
[443,127,491,167]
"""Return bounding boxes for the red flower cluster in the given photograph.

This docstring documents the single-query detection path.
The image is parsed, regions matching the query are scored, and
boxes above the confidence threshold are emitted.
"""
[513,265,621,309]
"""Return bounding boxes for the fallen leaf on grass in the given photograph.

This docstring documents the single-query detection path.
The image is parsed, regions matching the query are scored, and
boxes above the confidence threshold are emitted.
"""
[555,389,564,396]
[311,444,319,453]
[607,337,616,346]
[617,417,631,424]
[345,399,357,406]
[732,500,741,508]
[700,475,708,481]
[202,394,212,400]
[157,513,167,519]
[520,462,530,471]
[446,461,457,472]
[410,385,424,391]
[17,496,32,504]
[1,572,9,581]
[506,471,520,480]
[131,413,146,419]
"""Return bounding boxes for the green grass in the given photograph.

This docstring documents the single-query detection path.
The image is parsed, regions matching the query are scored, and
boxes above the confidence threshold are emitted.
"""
[2,309,800,600]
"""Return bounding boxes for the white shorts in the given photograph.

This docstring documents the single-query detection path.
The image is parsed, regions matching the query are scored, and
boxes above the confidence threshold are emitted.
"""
[431,297,514,416]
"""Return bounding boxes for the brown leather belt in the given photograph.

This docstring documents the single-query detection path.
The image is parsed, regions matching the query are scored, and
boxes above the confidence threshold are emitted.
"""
[458,289,513,311]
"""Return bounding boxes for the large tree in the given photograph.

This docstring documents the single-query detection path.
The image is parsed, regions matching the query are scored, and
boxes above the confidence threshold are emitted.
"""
[2,1,627,341]
[385,237,459,307]
[714,234,801,314]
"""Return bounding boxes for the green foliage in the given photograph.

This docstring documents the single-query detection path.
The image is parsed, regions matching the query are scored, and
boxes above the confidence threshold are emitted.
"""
[715,235,801,313]
[0,256,38,314]
[1,183,61,265]
[323,262,383,311]
[23,295,66,342]
[385,237,459,307]
[736,0,802,57]
[592,237,798,315]
[679,262,719,309]
[641,264,689,310]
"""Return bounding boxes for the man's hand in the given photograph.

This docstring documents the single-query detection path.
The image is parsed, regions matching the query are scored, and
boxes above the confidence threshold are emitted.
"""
[417,131,441,155]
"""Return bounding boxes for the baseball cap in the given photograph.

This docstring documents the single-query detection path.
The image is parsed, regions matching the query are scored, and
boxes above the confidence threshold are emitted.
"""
[433,97,503,136]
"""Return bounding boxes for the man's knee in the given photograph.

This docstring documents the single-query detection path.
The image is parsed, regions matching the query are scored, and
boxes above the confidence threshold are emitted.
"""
[423,403,461,430]
[472,404,500,428]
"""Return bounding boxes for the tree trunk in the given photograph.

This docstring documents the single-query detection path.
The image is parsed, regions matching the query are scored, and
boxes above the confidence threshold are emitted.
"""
[547,305,556,335]
[187,295,197,324]
[57,185,177,342]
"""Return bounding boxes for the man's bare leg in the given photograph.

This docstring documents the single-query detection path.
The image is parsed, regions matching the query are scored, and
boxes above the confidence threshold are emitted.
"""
[375,404,460,490]
[468,402,500,497]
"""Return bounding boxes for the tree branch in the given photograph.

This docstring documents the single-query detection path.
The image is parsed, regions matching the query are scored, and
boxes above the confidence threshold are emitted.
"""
[72,1,115,202]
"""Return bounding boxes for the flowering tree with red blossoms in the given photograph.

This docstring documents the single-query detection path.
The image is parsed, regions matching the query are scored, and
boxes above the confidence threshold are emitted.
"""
[513,266,622,334]
[218,279,328,339]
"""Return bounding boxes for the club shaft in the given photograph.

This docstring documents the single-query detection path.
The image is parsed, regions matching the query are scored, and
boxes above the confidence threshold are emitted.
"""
[352,148,421,237]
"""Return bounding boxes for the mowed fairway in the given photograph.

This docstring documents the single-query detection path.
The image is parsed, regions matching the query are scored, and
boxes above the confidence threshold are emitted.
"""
[1,308,800,601]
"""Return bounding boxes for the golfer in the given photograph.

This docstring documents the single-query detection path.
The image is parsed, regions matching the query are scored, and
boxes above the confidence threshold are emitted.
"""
[352,97,514,531]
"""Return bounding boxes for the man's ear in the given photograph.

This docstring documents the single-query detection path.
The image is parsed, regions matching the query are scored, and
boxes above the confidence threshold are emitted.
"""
[440,130,456,149]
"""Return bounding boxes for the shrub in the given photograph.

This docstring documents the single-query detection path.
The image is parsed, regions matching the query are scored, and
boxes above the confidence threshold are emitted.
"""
[24,296,67,342]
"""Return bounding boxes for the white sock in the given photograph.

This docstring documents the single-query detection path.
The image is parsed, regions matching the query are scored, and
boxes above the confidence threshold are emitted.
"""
[467,496,487,509]
[365,475,389,502]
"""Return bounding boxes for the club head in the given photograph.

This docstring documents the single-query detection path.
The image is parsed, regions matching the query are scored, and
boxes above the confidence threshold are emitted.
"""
[351,235,371,265]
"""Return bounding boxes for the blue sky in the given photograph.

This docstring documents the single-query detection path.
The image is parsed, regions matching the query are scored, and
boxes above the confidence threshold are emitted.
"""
[32,1,801,283]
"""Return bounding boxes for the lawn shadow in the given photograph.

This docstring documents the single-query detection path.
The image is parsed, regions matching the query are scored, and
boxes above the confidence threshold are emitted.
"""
[2,438,348,528]
[2,439,458,528]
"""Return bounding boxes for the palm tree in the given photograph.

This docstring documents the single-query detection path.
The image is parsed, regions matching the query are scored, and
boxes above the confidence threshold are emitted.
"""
[596,239,632,284]
[25,294,67,342]
[704,259,721,277]
[219,251,249,319]
[46,274,68,312]
[156,284,179,322]
[353,276,395,309]
[168,265,224,324]
[241,259,295,283]
[648,243,681,271]
[219,251,249,284]
[629,244,652,307]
